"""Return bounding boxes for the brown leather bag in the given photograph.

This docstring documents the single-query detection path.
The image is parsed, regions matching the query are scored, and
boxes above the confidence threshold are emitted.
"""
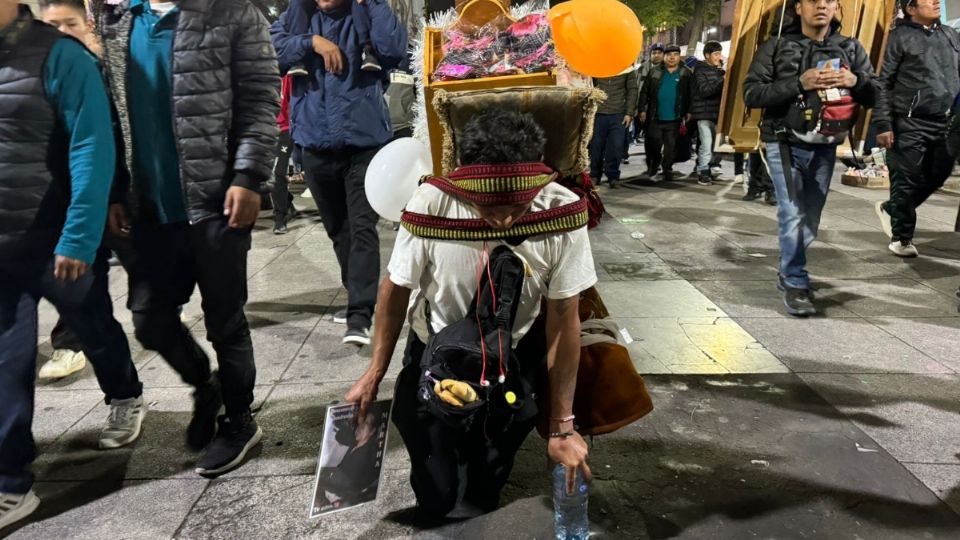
[537,287,654,438]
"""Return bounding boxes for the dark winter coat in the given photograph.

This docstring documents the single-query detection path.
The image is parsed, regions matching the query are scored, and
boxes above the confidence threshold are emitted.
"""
[743,20,876,143]
[271,0,408,151]
[594,71,640,116]
[0,16,69,262]
[638,64,693,123]
[873,19,960,133]
[97,0,280,224]
[690,61,725,122]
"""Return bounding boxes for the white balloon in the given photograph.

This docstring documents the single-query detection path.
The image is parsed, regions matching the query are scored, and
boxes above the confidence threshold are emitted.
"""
[364,138,432,222]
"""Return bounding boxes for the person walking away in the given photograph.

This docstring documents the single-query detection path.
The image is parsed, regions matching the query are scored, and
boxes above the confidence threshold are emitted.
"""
[744,0,876,317]
[273,74,298,235]
[873,0,960,258]
[690,41,726,186]
[639,44,692,183]
[0,2,146,529]
[344,109,593,518]
[271,0,407,346]
[95,0,280,477]
[590,66,639,188]
[637,43,664,160]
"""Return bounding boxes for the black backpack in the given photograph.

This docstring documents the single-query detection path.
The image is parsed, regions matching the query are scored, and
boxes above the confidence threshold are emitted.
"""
[416,245,536,433]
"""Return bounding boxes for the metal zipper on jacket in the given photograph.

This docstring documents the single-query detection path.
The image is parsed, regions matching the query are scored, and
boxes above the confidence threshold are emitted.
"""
[908,91,919,118]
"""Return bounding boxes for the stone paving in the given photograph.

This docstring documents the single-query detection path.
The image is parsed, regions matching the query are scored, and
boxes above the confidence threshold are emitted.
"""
[6,144,960,539]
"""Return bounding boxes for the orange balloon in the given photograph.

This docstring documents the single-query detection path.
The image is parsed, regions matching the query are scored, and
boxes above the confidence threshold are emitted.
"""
[549,0,644,78]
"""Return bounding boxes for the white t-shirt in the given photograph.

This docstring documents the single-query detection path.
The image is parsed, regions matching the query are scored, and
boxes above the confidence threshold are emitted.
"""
[151,1,177,17]
[387,182,598,345]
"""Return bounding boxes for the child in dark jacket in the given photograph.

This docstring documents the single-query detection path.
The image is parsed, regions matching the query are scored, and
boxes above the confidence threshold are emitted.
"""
[285,0,382,75]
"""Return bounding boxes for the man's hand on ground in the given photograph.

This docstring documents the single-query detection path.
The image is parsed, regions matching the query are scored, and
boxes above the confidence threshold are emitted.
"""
[54,256,89,282]
[312,35,344,75]
[108,204,131,238]
[224,186,261,229]
[345,368,382,424]
[877,131,895,150]
[548,432,592,495]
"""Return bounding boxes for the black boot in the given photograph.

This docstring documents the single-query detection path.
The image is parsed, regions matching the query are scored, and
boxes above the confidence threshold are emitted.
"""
[196,410,263,477]
[697,172,713,186]
[763,190,777,206]
[742,190,762,201]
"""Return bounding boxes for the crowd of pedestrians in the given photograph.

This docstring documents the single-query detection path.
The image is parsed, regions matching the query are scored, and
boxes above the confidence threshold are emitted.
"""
[2,0,960,533]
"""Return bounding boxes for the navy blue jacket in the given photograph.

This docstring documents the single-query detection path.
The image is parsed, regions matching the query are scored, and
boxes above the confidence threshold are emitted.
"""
[271,0,407,151]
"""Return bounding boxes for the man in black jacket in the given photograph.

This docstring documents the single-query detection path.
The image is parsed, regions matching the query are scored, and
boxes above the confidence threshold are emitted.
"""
[873,0,960,258]
[691,41,726,186]
[590,69,639,188]
[639,44,692,182]
[743,0,875,317]
[95,0,280,477]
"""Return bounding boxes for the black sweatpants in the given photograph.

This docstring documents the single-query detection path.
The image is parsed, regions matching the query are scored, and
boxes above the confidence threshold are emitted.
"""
[884,117,954,242]
[127,218,255,416]
[302,147,380,329]
[392,328,546,516]
[645,120,681,174]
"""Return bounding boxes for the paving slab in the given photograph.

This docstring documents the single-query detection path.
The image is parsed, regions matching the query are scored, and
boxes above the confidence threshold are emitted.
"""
[691,279,861,319]
[596,281,727,319]
[736,317,954,375]
[6,480,207,540]
[868,317,960,373]
[905,464,960,516]
[800,373,960,464]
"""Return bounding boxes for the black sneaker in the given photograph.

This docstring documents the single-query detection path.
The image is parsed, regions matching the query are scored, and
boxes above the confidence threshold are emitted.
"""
[361,47,382,72]
[783,288,817,317]
[763,191,777,206]
[742,190,762,202]
[640,168,657,180]
[273,222,288,235]
[697,173,713,186]
[196,412,263,478]
[331,308,348,324]
[187,377,222,452]
[609,179,621,189]
[777,274,816,300]
[662,170,674,182]
[343,326,371,347]
[288,63,308,77]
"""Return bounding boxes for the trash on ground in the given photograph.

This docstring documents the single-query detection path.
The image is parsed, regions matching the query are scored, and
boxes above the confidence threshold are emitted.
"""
[621,218,649,224]
[630,232,645,240]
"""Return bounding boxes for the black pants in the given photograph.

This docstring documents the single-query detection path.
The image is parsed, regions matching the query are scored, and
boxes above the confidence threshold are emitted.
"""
[392,328,545,516]
[127,218,255,416]
[884,117,954,242]
[734,153,745,176]
[271,130,295,226]
[302,147,380,329]
[645,120,680,173]
[747,151,774,194]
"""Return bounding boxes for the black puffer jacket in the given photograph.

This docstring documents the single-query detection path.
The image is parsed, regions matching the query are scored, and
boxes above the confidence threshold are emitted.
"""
[638,64,692,122]
[873,19,960,133]
[690,61,725,122]
[743,19,876,143]
[95,0,280,224]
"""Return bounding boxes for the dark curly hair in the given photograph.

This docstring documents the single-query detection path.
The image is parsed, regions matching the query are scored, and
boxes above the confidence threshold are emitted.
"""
[458,109,546,165]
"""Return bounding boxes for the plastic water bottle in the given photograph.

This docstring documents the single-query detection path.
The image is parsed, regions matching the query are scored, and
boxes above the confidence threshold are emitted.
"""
[553,464,589,540]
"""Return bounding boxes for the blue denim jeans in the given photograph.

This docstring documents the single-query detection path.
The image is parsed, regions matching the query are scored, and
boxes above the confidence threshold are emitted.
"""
[589,113,626,182]
[765,143,837,290]
[696,120,716,174]
[0,253,142,494]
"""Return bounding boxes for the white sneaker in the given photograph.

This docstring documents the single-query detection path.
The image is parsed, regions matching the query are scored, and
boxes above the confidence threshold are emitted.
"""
[99,395,146,449]
[875,201,894,239]
[711,166,723,178]
[734,174,745,185]
[0,490,40,530]
[38,349,86,380]
[888,241,919,258]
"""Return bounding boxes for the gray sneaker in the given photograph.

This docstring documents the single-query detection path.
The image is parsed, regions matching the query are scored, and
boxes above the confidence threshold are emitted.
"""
[343,326,371,347]
[0,490,40,530]
[331,308,348,324]
[99,395,146,450]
